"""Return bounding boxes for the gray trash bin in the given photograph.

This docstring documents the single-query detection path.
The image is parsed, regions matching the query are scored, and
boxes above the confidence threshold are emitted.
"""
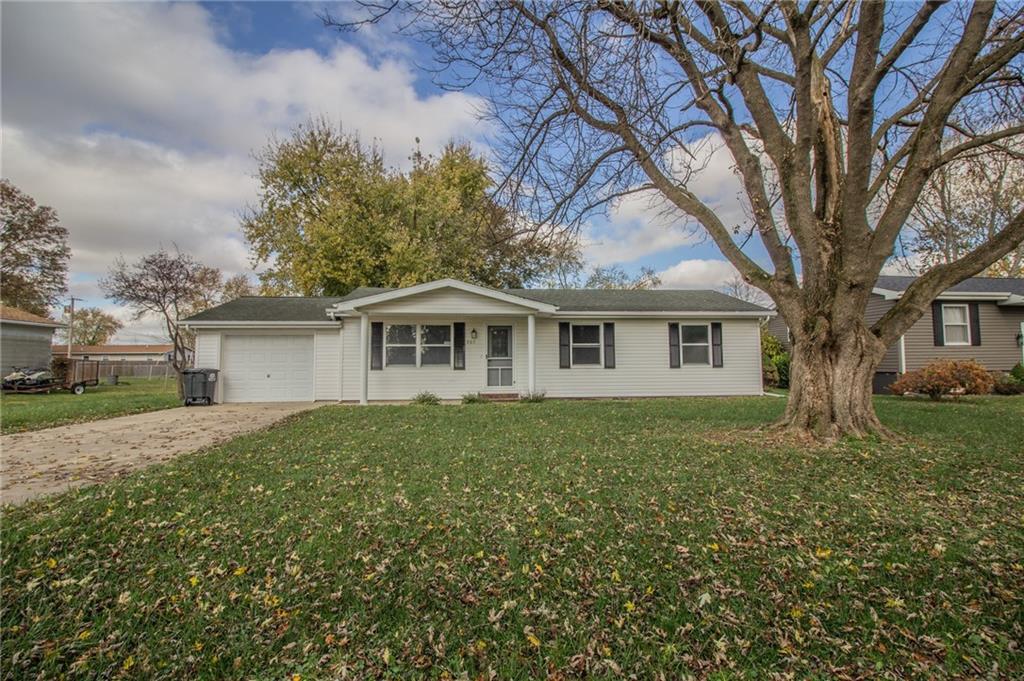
[182,368,219,406]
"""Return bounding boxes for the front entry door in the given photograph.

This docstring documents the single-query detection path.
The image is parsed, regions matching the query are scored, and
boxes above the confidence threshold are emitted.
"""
[487,326,513,387]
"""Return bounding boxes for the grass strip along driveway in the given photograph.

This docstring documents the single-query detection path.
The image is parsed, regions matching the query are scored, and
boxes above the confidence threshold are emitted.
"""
[0,378,179,434]
[3,396,1022,678]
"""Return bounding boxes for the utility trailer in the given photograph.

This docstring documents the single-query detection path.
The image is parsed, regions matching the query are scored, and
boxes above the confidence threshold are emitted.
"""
[1,359,100,395]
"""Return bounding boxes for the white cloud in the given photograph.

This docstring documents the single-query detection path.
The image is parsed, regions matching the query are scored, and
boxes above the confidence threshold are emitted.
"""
[657,259,739,289]
[582,190,697,266]
[581,134,749,269]
[1,2,486,332]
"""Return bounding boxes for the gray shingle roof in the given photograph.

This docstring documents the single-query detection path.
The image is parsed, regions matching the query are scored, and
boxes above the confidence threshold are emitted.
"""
[876,275,1024,295]
[184,296,348,322]
[184,286,770,322]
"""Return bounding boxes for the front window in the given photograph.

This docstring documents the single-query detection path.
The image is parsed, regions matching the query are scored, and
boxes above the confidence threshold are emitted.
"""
[571,324,601,365]
[942,304,970,345]
[385,324,453,367]
[385,324,417,365]
[680,324,710,365]
[420,324,452,366]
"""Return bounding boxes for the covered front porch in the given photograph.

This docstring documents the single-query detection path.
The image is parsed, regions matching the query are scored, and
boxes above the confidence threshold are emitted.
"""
[351,313,538,404]
[327,280,555,404]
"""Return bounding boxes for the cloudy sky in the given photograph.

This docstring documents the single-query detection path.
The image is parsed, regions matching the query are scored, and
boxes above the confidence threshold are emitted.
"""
[2,1,750,341]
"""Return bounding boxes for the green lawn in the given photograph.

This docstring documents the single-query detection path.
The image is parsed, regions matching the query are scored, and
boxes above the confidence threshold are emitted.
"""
[0,377,180,434]
[2,396,1022,678]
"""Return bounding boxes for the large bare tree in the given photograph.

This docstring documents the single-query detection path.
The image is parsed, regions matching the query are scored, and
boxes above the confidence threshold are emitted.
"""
[907,139,1024,276]
[330,1,1024,438]
[101,248,222,397]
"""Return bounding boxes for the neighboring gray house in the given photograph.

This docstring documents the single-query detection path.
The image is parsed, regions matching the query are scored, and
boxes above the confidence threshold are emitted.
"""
[767,276,1024,392]
[0,304,64,374]
[182,278,774,404]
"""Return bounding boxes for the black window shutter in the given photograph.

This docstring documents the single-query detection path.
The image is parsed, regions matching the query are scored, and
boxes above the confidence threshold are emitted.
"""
[370,322,383,370]
[453,322,466,369]
[931,301,944,346]
[668,323,680,368]
[603,322,616,369]
[711,322,723,367]
[559,322,571,369]
[968,302,981,346]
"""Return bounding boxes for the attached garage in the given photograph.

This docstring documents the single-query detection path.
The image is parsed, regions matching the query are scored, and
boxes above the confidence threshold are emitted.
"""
[221,335,315,402]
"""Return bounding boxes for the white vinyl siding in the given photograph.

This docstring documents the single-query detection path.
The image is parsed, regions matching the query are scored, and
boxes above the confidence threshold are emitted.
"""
[339,315,762,400]
[314,329,341,401]
[535,318,761,398]
[194,331,221,370]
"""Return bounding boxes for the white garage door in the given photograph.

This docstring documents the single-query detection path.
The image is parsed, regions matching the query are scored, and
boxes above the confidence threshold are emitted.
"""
[222,335,315,402]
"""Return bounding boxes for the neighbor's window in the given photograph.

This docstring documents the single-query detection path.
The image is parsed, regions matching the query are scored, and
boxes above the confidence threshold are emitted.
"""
[942,304,970,345]
[420,324,452,366]
[571,324,601,365]
[680,324,710,365]
[385,324,417,365]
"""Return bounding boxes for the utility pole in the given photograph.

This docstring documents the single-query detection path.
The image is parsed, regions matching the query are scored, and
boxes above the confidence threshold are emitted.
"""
[65,296,83,358]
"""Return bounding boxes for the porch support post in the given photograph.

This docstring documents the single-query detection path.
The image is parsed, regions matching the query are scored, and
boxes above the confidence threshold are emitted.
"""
[359,311,369,405]
[527,313,536,394]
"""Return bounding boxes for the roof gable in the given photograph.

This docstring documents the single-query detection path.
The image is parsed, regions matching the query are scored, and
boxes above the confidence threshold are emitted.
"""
[329,279,558,314]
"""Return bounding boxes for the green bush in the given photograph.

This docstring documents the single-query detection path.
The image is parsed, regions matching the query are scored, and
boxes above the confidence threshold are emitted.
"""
[461,392,486,404]
[1010,362,1024,383]
[771,353,791,389]
[411,391,441,405]
[993,374,1024,395]
[890,359,995,400]
[761,330,788,388]
[520,391,547,403]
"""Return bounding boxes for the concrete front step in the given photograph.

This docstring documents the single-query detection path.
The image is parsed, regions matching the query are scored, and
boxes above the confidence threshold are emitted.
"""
[479,392,520,402]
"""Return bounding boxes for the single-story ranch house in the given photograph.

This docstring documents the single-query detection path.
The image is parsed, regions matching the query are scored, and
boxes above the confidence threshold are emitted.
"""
[183,279,773,403]
[768,275,1024,392]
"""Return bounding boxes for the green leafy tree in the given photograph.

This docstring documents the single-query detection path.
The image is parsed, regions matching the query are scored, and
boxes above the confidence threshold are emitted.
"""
[242,119,577,295]
[0,179,70,315]
[58,307,122,346]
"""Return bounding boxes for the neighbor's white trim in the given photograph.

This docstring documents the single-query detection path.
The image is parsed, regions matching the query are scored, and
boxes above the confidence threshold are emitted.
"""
[940,303,971,346]
[898,335,906,374]
[329,278,558,313]
[873,287,1013,302]
[1020,321,1024,365]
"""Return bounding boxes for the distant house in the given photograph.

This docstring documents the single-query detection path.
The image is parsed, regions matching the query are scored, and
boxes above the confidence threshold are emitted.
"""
[51,343,182,362]
[182,278,774,404]
[767,276,1024,392]
[0,304,65,374]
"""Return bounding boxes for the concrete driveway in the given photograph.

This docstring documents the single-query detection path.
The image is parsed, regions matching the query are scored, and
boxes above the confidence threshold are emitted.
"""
[1,403,318,505]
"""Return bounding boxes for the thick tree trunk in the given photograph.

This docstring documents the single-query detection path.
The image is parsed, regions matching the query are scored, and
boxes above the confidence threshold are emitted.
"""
[778,315,889,440]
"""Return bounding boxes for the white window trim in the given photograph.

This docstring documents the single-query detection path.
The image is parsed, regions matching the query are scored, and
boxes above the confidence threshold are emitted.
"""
[680,322,712,366]
[384,323,417,367]
[569,322,604,368]
[384,323,454,368]
[941,304,971,346]
[419,323,453,367]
